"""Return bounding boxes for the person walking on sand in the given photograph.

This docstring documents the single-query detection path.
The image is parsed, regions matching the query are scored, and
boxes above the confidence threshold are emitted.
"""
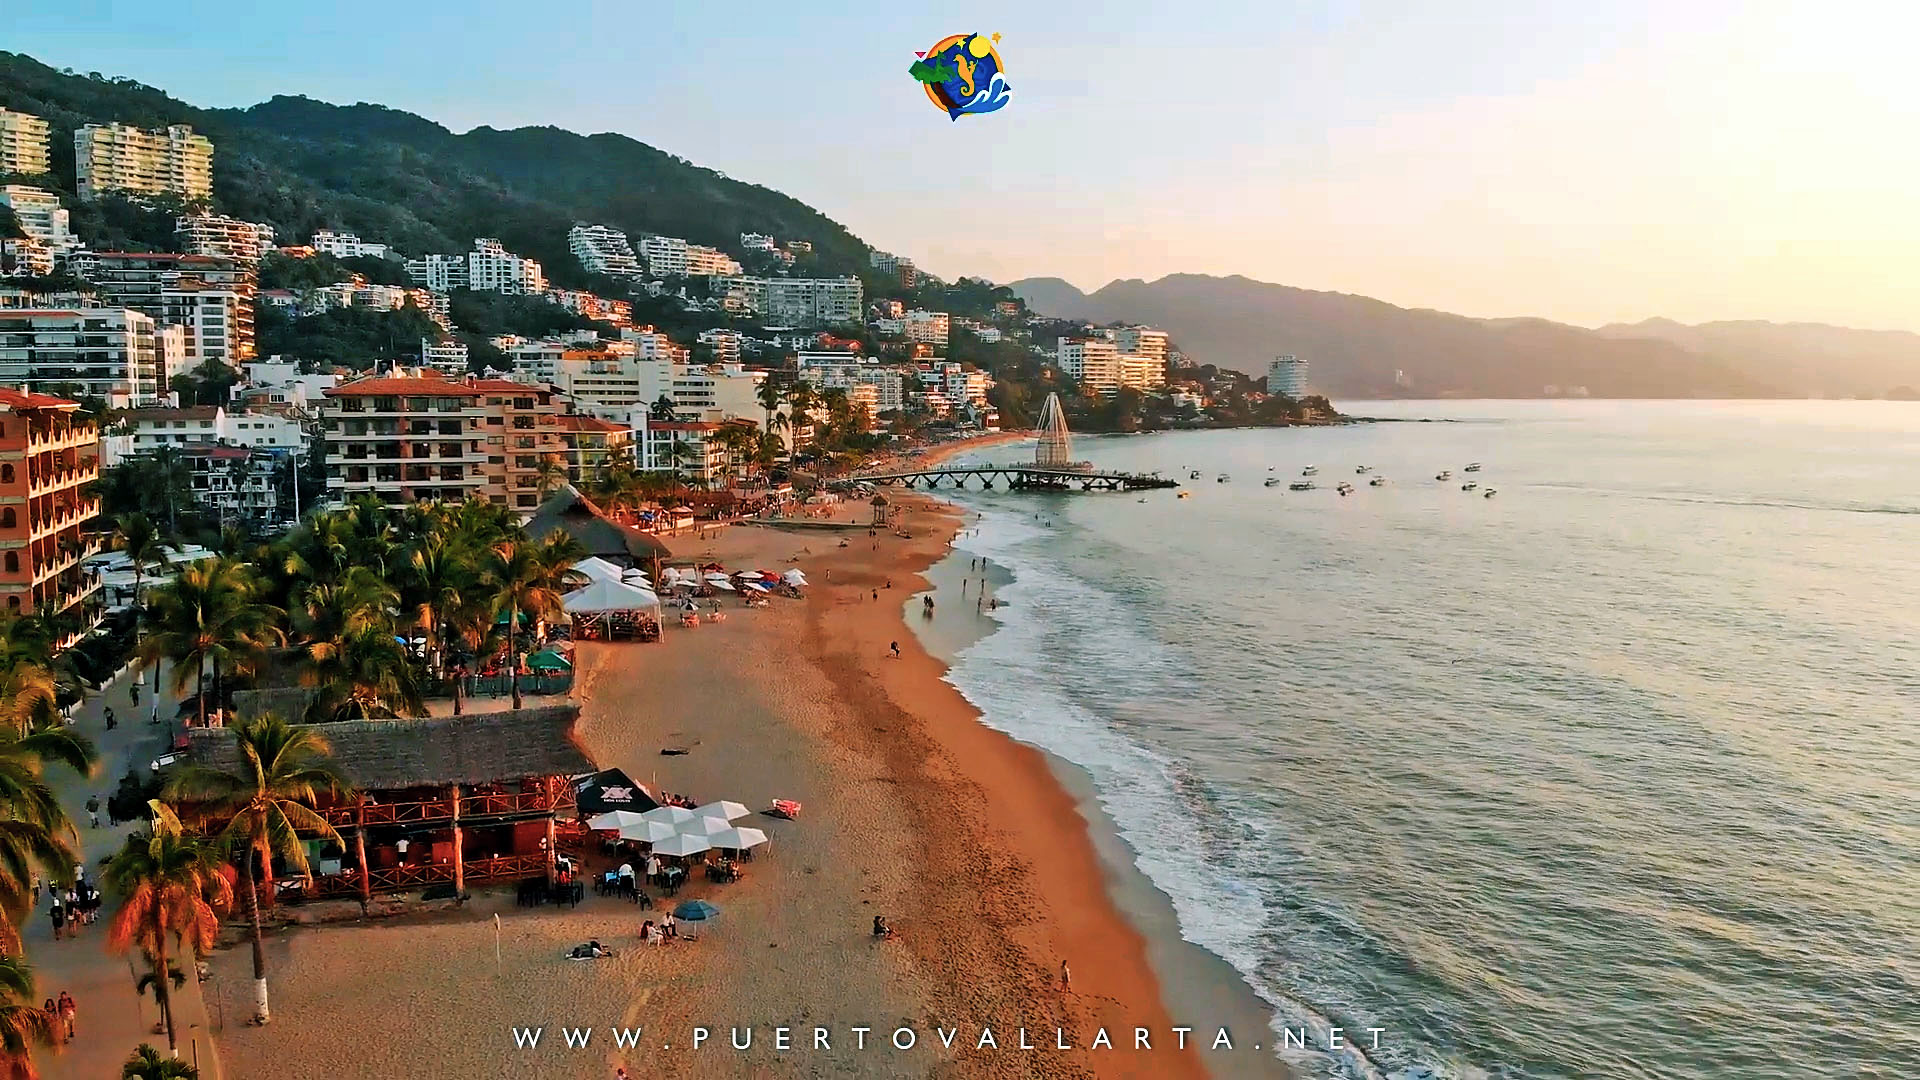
[1061,961,1071,991]
[86,796,99,828]
[57,991,75,1039]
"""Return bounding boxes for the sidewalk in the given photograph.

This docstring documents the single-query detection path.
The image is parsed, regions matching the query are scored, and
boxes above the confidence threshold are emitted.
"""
[24,661,225,1080]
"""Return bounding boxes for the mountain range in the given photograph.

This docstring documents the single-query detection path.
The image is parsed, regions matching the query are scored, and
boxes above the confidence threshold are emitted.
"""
[5,50,1915,400]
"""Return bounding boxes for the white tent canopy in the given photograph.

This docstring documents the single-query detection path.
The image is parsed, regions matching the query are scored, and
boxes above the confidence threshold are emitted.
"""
[639,806,695,827]
[675,816,733,837]
[563,578,662,616]
[710,826,769,850]
[586,810,651,833]
[782,569,807,586]
[618,820,679,845]
[572,556,626,583]
[692,800,751,822]
[652,833,712,858]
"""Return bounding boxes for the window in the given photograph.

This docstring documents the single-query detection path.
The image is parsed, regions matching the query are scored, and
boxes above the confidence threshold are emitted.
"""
[0,509,12,529]
[0,465,11,484]
[2,553,14,572]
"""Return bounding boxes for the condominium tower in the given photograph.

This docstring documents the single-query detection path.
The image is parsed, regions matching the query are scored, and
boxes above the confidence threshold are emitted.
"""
[74,123,214,201]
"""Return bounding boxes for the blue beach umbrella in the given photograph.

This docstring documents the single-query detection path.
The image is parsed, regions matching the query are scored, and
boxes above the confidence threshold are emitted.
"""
[673,900,720,922]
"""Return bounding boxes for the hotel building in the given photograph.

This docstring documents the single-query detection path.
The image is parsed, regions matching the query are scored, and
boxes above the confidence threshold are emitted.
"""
[175,214,277,261]
[901,310,950,346]
[321,373,489,506]
[0,388,104,629]
[715,276,863,326]
[553,414,634,480]
[0,186,80,255]
[634,418,736,488]
[68,251,257,366]
[0,108,52,176]
[310,230,392,260]
[569,224,641,276]
[73,123,214,201]
[1267,355,1309,399]
[1115,326,1169,367]
[406,238,545,294]
[0,308,162,405]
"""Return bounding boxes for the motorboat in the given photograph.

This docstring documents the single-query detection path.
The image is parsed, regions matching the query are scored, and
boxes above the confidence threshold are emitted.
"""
[1289,481,1315,491]
[1301,465,1319,476]
[1336,482,1355,495]
[1188,469,1201,480]
[1355,465,1371,474]
[1177,490,1191,499]
[1264,477,1282,487]
[1464,462,1483,472]
[1217,474,1230,483]
[1436,470,1453,481]
[1369,476,1387,487]
[1461,482,1477,491]
[1483,488,1497,498]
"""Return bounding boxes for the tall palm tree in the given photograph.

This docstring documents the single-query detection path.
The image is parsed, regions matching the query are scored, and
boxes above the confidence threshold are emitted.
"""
[0,621,59,738]
[139,560,284,727]
[113,513,171,613]
[402,535,473,681]
[104,804,232,1058]
[756,379,784,435]
[0,722,93,955]
[122,1044,199,1079]
[0,955,59,1080]
[483,536,581,710]
[292,568,397,671]
[532,454,569,499]
[167,715,348,1026]
[299,628,424,722]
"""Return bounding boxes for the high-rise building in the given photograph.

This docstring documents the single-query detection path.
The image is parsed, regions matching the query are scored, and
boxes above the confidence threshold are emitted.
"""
[569,224,641,276]
[1267,355,1309,399]
[407,238,543,294]
[0,308,162,405]
[684,244,741,277]
[869,250,916,286]
[0,186,79,254]
[175,214,277,261]
[639,234,688,277]
[1056,336,1120,395]
[68,251,257,367]
[697,329,743,365]
[553,414,634,480]
[320,372,488,506]
[469,379,566,510]
[0,388,104,630]
[73,123,213,201]
[421,338,470,375]
[901,310,950,346]
[715,276,863,327]
[1115,326,1169,366]
[0,109,51,176]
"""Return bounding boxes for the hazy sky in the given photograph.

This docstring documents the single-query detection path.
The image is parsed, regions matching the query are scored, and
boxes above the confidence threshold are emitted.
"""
[9,1,1917,331]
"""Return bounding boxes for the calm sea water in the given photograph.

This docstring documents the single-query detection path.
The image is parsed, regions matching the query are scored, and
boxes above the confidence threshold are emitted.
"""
[938,401,1920,1080]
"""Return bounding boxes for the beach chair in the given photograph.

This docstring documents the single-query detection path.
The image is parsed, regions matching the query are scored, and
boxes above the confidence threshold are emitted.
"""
[767,799,802,820]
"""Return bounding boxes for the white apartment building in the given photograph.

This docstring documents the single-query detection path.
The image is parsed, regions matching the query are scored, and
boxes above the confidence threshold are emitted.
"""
[1056,336,1120,394]
[72,251,257,366]
[0,108,51,176]
[404,253,468,291]
[156,324,189,386]
[569,223,641,276]
[0,186,79,254]
[697,329,743,364]
[639,235,688,277]
[0,308,162,406]
[901,310,950,346]
[633,418,735,488]
[421,338,470,375]
[239,361,338,412]
[1119,353,1166,391]
[175,214,277,261]
[685,244,741,277]
[74,123,213,202]
[739,233,775,251]
[550,288,631,326]
[620,326,681,360]
[0,238,52,278]
[1115,326,1169,366]
[158,280,248,370]
[800,358,908,415]
[103,405,307,465]
[309,230,391,260]
[716,276,863,327]
[466,237,545,293]
[1267,355,1309,399]
[869,251,916,284]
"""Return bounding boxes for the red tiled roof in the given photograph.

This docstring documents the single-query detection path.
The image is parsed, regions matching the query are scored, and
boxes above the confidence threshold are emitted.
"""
[0,388,80,411]
[0,310,91,319]
[324,373,480,398]
[554,415,627,433]
[125,406,220,421]
[465,379,544,393]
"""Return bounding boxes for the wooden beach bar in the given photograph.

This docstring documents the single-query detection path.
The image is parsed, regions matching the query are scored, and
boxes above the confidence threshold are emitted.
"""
[185,705,597,902]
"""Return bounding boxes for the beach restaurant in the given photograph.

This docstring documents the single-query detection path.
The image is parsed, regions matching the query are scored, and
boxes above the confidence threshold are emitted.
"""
[185,706,598,902]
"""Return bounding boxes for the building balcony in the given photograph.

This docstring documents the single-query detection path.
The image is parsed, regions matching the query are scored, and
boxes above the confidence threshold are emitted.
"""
[27,459,100,496]
[30,497,100,541]
[25,426,97,453]
[31,535,104,585]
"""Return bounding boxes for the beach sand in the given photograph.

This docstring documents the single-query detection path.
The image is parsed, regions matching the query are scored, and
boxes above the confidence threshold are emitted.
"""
[210,436,1272,1078]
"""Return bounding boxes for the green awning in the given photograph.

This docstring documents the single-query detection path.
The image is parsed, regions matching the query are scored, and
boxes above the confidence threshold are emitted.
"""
[528,648,572,670]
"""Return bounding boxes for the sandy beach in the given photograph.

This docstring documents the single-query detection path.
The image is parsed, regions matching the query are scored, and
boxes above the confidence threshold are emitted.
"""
[207,433,1273,1078]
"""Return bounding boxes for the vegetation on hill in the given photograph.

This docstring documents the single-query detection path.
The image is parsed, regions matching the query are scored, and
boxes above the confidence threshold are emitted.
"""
[255,303,443,370]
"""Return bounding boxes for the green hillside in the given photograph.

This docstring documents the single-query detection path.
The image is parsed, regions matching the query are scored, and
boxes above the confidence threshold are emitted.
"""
[0,51,880,289]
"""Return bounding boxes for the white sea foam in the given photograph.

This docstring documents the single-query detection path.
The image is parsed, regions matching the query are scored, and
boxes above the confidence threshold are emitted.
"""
[944,506,1407,1080]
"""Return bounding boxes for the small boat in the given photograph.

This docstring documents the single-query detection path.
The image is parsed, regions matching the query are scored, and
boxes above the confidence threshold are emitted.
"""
[1436,470,1453,481]
[1336,482,1355,496]
[1461,482,1477,491]
[1137,497,1147,503]
[1267,465,1276,471]
[1301,465,1319,476]
[1355,465,1371,474]
[1216,474,1230,483]
[1464,462,1482,472]
[1177,490,1191,499]
[1369,476,1386,487]
[1188,469,1201,480]
[1289,481,1315,491]
[1264,477,1282,487]
[1483,489,1497,498]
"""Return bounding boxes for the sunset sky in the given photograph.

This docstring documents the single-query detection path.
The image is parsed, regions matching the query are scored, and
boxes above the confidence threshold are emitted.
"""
[11,1,1916,331]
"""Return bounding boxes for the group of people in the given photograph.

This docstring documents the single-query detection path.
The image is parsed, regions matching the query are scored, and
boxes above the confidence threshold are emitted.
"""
[44,870,102,941]
[41,991,76,1042]
[639,912,680,944]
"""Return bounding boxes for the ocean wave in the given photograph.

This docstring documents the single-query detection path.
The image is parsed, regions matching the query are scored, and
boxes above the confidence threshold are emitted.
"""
[943,504,1432,1080]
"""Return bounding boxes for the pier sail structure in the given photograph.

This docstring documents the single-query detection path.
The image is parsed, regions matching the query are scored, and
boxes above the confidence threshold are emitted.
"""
[1035,392,1074,468]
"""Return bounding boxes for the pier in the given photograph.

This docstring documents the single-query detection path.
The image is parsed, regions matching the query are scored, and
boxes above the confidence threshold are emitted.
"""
[855,393,1176,493]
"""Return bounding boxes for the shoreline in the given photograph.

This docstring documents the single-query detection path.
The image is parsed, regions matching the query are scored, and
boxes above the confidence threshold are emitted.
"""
[916,510,1297,1080]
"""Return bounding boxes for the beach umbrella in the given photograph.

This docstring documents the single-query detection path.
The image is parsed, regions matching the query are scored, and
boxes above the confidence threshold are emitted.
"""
[692,800,751,822]
[638,805,695,827]
[618,820,679,845]
[742,581,769,593]
[571,556,625,583]
[528,646,572,670]
[707,578,736,591]
[781,569,807,586]
[710,826,768,850]
[574,769,659,814]
[652,833,712,858]
[674,816,733,837]
[672,899,720,922]
[586,810,650,833]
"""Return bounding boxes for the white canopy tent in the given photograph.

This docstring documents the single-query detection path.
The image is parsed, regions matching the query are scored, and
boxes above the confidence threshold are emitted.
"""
[563,578,662,618]
[692,800,752,822]
[618,820,679,845]
[639,805,695,828]
[675,816,734,837]
[586,810,651,833]
[571,556,626,584]
[781,569,807,587]
[652,833,712,858]
[710,826,769,851]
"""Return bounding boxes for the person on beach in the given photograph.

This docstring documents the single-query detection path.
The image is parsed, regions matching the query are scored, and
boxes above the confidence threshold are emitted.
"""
[103,706,115,731]
[663,912,677,939]
[48,897,61,941]
[42,1000,57,1041]
[889,641,901,659]
[872,589,878,601]
[86,796,99,828]
[1061,961,1071,991]
[57,991,74,1039]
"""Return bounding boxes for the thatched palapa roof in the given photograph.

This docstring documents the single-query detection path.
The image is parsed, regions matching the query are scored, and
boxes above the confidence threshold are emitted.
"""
[526,485,673,563]
[185,705,596,791]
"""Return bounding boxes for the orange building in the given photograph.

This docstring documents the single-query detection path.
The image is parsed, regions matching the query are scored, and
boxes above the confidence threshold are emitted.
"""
[0,389,103,628]
[468,379,565,511]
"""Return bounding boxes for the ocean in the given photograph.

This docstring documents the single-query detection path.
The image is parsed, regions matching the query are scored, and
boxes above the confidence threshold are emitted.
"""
[930,401,1920,1080]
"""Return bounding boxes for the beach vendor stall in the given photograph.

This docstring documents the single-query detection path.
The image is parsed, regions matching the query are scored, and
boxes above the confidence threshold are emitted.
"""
[562,578,663,642]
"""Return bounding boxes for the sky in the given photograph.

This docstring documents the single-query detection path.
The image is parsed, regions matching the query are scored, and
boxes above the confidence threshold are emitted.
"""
[9,1,1918,331]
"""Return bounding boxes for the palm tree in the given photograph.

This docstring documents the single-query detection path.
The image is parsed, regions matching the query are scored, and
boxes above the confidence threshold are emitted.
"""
[122,1044,199,1079]
[532,454,569,499]
[668,439,695,485]
[167,715,348,1026]
[113,513,171,613]
[402,535,474,681]
[146,448,191,535]
[0,722,93,955]
[0,955,59,1080]
[756,378,784,435]
[103,804,232,1058]
[483,536,581,710]
[0,621,60,738]
[139,560,284,727]
[299,628,424,722]
[292,568,397,671]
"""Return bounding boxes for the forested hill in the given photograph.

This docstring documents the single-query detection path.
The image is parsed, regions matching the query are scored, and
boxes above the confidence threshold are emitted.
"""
[0,52,878,288]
